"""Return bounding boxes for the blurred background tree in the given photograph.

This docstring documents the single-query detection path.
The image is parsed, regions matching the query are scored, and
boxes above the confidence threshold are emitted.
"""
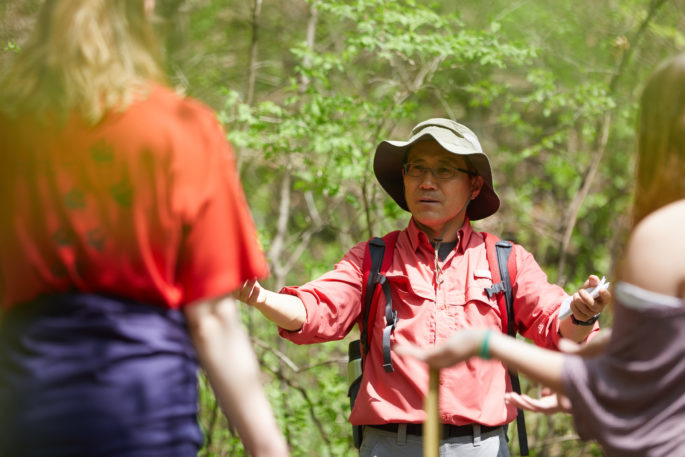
[2,0,683,455]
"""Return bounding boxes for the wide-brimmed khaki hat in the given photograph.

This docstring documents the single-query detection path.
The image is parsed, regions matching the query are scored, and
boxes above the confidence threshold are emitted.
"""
[373,118,500,221]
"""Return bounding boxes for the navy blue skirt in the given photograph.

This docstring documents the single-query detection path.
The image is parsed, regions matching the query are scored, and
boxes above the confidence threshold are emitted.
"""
[0,293,204,457]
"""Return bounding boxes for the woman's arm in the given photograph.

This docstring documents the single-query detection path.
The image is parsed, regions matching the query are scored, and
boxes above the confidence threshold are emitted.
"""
[184,295,290,457]
[621,200,685,298]
[396,329,566,394]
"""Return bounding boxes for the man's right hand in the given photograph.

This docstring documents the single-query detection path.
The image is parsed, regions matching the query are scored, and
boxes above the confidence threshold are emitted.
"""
[233,280,307,331]
[235,279,267,307]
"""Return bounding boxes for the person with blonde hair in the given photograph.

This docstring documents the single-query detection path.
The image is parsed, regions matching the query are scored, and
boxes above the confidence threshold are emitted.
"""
[0,1,289,456]
[397,53,685,457]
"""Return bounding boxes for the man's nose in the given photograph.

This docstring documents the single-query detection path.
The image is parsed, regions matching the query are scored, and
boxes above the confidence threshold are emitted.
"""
[418,169,439,187]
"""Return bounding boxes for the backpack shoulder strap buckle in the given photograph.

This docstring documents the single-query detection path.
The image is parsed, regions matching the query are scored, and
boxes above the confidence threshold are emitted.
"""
[485,281,506,298]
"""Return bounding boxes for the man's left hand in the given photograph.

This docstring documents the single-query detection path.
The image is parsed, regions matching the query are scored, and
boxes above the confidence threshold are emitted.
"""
[505,388,571,414]
[569,275,610,322]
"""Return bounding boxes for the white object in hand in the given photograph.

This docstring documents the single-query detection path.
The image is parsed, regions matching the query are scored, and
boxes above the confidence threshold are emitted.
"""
[558,276,610,320]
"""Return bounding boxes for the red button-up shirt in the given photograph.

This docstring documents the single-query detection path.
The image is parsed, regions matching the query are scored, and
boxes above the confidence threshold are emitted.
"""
[280,218,597,426]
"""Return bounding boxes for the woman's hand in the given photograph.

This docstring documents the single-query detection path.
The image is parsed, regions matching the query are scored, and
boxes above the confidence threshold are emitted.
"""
[394,329,486,369]
[559,329,612,357]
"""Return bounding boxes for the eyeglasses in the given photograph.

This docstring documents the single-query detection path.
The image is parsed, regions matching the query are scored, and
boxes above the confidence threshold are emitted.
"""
[403,163,476,180]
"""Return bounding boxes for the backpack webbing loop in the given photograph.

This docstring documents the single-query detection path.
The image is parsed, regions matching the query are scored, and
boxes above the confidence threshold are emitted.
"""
[378,274,397,372]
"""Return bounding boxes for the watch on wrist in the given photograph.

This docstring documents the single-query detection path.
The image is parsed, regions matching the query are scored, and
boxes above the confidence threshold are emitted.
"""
[571,313,600,326]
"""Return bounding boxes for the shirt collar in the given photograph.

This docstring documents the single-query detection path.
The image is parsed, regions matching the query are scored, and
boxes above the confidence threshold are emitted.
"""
[407,217,473,255]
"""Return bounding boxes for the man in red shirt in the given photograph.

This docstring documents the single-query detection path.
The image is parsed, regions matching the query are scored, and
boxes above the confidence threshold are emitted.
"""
[238,118,609,456]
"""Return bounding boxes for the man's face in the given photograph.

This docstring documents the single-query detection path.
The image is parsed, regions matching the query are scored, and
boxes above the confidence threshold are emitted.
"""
[403,140,483,236]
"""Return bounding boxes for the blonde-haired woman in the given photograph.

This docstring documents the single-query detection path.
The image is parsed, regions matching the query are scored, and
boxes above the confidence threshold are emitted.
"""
[0,1,289,456]
[398,53,685,457]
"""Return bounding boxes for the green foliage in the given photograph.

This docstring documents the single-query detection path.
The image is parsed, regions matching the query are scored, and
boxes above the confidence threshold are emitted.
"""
[220,0,538,259]
[206,0,681,454]
[3,0,683,455]
[3,41,19,52]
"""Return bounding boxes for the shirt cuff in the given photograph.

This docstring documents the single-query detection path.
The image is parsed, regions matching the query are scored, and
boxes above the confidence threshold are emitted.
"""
[276,286,311,342]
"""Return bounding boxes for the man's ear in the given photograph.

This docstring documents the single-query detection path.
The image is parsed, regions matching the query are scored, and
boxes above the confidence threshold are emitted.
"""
[471,176,484,200]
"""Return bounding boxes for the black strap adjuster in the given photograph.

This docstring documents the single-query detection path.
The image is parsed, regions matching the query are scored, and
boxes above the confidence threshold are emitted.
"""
[485,281,506,298]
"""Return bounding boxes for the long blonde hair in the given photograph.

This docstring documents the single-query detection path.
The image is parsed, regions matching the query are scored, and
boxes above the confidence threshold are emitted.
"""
[633,53,685,226]
[0,0,165,124]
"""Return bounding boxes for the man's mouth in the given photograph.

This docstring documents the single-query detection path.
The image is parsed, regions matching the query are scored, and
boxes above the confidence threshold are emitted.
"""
[418,197,440,204]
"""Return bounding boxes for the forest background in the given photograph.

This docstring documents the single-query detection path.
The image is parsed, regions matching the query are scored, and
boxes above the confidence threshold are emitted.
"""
[2,0,683,456]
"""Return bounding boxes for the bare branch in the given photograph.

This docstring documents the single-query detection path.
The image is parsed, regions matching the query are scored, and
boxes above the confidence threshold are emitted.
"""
[298,0,318,91]
[281,230,314,274]
[556,0,669,282]
[266,172,292,263]
[304,190,323,227]
[411,55,445,93]
[246,0,263,105]
[258,359,334,453]
[252,338,300,371]
[557,110,611,283]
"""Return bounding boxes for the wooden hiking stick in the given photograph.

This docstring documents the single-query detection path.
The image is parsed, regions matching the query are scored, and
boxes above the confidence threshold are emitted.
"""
[424,367,441,457]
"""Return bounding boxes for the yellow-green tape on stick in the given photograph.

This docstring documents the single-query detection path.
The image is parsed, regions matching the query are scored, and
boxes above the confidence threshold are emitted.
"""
[423,367,441,457]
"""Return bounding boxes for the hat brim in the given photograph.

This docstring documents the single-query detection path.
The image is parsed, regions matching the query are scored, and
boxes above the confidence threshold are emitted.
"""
[373,133,500,221]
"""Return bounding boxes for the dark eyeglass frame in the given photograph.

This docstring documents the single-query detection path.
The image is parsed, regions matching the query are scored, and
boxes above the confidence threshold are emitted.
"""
[403,162,476,180]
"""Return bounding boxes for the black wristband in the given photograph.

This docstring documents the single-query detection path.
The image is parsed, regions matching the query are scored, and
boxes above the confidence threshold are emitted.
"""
[571,313,599,326]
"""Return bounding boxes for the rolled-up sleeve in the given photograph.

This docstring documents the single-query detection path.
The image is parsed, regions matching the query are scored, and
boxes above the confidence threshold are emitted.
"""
[512,245,569,349]
[278,241,367,344]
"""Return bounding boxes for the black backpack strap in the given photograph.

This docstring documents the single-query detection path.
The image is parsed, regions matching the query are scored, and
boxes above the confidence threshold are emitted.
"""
[495,241,529,456]
[379,274,397,372]
[360,233,398,373]
[495,241,515,336]
[361,237,385,357]
[350,235,395,449]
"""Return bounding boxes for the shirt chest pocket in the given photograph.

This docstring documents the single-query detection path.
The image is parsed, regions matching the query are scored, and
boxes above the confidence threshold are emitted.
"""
[385,273,500,314]
[444,272,502,319]
[382,272,504,336]
[385,274,434,316]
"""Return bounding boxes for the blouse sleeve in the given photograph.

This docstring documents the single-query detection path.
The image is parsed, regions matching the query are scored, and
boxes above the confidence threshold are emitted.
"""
[173,107,268,304]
